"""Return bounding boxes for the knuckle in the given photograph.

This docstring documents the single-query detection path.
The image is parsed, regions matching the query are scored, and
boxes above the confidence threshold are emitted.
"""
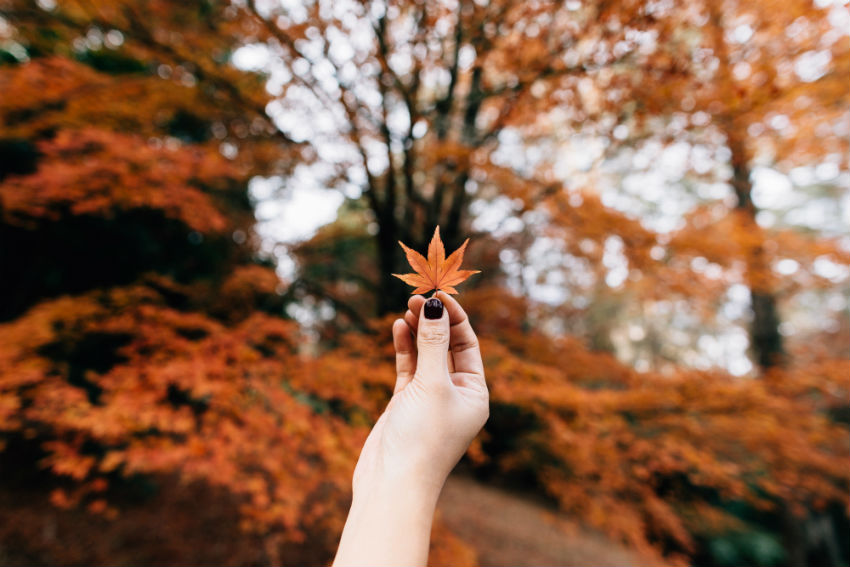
[452,336,479,353]
[414,372,452,395]
[418,326,450,345]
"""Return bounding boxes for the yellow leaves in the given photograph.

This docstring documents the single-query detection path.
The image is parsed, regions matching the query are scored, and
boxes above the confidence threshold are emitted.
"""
[393,226,480,294]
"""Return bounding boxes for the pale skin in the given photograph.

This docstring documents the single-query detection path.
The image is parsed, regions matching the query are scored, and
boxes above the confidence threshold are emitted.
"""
[333,291,489,567]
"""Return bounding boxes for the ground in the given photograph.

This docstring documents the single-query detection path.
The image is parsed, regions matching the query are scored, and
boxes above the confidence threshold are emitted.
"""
[438,474,666,567]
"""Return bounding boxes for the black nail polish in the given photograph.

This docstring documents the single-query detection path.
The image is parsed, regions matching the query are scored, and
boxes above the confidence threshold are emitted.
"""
[424,297,443,319]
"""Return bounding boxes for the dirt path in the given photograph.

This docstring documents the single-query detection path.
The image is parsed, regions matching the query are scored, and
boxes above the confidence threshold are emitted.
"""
[438,475,664,567]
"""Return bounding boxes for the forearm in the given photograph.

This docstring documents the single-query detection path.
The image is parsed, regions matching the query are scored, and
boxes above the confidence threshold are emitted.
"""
[333,471,442,567]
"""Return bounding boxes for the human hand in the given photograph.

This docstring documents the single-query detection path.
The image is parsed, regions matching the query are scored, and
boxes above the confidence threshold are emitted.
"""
[334,291,487,566]
[352,291,489,496]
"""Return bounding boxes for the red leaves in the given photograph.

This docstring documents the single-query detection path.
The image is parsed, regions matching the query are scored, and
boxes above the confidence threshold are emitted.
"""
[393,226,480,294]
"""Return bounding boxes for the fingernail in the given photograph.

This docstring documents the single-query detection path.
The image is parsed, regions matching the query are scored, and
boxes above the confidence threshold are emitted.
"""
[424,297,443,319]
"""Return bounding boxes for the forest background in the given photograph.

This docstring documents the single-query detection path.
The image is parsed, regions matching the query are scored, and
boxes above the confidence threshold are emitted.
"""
[0,0,848,565]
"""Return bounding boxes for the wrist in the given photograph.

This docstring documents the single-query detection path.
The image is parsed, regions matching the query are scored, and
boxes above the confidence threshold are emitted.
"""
[336,466,442,567]
[353,463,445,510]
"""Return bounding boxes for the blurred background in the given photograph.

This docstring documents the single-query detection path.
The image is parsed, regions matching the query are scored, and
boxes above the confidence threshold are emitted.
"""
[0,0,848,565]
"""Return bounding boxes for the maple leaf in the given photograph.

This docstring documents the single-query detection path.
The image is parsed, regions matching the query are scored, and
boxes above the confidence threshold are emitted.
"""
[393,226,480,294]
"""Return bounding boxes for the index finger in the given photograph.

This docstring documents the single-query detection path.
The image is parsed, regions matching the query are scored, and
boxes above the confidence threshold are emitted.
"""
[435,291,484,377]
[404,295,427,334]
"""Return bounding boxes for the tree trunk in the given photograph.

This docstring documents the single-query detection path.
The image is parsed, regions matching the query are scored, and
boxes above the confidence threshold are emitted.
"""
[727,133,785,370]
[375,213,409,316]
[370,9,479,315]
[750,291,783,369]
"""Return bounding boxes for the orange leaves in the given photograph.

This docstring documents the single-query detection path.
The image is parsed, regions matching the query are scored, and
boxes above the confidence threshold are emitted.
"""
[0,128,237,233]
[393,226,480,294]
[454,291,850,561]
[0,282,360,553]
[0,8,361,566]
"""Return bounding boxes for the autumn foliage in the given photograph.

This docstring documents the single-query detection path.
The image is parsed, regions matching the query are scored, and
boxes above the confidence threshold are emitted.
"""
[465,290,849,563]
[1,0,849,566]
[393,226,480,294]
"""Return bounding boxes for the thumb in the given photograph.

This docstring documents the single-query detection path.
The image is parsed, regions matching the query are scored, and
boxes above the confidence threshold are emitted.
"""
[415,297,450,384]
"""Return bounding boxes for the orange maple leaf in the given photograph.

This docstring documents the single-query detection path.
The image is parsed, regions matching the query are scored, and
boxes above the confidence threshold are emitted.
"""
[393,226,480,294]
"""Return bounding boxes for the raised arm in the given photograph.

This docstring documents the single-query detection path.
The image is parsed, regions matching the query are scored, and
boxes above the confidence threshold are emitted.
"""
[333,291,489,566]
